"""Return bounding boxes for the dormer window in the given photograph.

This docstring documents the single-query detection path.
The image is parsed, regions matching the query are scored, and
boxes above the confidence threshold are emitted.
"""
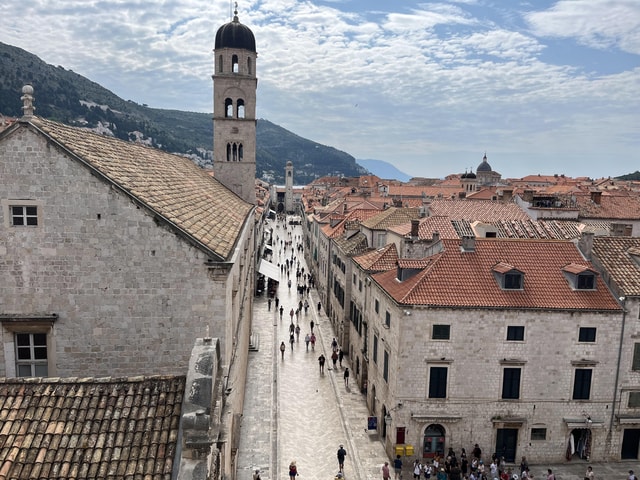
[562,263,597,291]
[492,262,524,290]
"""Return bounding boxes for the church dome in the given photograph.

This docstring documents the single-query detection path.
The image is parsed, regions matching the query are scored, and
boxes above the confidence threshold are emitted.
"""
[476,154,492,173]
[215,11,256,52]
[461,171,476,179]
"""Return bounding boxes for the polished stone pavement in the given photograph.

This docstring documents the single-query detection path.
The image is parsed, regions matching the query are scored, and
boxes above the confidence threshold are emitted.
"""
[237,221,638,480]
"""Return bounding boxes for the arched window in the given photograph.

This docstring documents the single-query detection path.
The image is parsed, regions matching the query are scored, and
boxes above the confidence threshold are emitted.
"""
[218,55,223,73]
[238,144,244,161]
[226,143,232,161]
[232,143,238,161]
[288,171,292,177]
[237,99,245,118]
[225,98,233,118]
[247,57,252,75]
[232,54,239,73]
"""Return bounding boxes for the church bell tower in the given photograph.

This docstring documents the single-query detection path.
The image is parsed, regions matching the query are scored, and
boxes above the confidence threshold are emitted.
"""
[213,6,257,204]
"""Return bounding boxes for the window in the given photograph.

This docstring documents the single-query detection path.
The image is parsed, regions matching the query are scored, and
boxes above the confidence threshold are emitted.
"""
[504,273,523,289]
[237,99,245,118]
[629,392,640,408]
[577,274,595,290]
[374,299,379,314]
[506,326,525,341]
[432,324,450,340]
[225,98,233,117]
[429,366,447,398]
[11,205,38,226]
[579,327,597,343]
[502,368,521,399]
[373,335,378,364]
[385,311,391,328]
[530,428,547,440]
[15,333,48,377]
[353,274,357,285]
[383,350,389,383]
[572,369,592,400]
[633,344,640,371]
[232,54,239,73]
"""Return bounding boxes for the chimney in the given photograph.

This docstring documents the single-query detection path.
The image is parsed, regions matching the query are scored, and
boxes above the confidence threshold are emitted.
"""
[460,235,476,252]
[21,84,35,119]
[410,219,419,239]
[591,191,602,205]
[578,231,594,259]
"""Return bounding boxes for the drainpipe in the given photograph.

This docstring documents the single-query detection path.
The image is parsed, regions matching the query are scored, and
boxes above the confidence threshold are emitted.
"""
[609,296,627,451]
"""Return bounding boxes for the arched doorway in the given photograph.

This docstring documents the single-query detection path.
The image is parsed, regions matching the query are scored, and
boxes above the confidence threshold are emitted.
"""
[423,424,445,459]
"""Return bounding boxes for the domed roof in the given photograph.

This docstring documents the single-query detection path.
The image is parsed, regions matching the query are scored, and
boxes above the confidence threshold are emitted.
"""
[461,171,476,179]
[476,154,492,173]
[215,10,256,52]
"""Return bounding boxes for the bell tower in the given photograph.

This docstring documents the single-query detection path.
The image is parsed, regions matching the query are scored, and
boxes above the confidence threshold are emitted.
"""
[213,6,257,204]
[285,161,294,213]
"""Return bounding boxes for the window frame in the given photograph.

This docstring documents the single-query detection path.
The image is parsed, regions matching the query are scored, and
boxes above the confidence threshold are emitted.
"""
[501,367,521,400]
[383,350,389,383]
[572,368,592,400]
[578,327,597,343]
[530,428,547,440]
[3,200,42,228]
[432,324,451,340]
[428,366,448,399]
[506,325,525,341]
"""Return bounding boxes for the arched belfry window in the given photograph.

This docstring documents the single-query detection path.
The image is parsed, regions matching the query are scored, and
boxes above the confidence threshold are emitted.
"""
[232,54,239,73]
[237,99,245,118]
[226,143,232,161]
[218,55,223,73]
[288,171,292,177]
[238,143,244,161]
[225,98,233,118]
[247,57,252,75]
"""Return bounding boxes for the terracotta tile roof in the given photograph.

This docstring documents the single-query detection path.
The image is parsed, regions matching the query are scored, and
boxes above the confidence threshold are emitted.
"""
[27,117,253,261]
[388,216,459,240]
[334,232,369,256]
[360,207,422,230]
[427,199,530,221]
[353,243,399,273]
[575,192,640,220]
[591,237,640,297]
[0,375,185,480]
[374,238,621,310]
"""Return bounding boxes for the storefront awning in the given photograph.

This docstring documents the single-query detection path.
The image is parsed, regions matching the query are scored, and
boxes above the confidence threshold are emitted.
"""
[258,259,280,281]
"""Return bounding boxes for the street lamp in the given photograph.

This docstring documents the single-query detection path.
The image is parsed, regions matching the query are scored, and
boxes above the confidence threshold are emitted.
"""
[385,413,392,426]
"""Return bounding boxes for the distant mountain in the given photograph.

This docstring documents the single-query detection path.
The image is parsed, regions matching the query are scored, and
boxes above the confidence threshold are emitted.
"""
[0,42,367,185]
[357,159,411,182]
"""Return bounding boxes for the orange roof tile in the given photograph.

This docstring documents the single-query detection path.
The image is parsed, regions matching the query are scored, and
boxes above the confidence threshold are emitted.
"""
[374,238,621,310]
[353,243,399,272]
[591,237,640,297]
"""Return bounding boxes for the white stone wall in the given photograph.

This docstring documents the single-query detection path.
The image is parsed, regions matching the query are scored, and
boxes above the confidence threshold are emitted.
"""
[0,126,249,378]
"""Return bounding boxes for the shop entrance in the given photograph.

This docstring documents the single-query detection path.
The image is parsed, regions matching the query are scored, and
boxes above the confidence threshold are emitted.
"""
[621,429,640,459]
[495,428,518,463]
[422,424,445,459]
[567,428,591,460]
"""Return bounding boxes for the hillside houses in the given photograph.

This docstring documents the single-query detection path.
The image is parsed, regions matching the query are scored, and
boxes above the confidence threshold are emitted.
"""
[301,168,640,463]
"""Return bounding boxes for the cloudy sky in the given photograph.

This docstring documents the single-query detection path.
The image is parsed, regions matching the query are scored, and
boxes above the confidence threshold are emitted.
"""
[1,0,639,179]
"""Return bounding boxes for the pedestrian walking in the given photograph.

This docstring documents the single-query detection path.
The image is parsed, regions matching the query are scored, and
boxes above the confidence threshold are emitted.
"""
[331,350,338,368]
[337,444,347,472]
[288,279,292,290]
[546,469,555,480]
[317,301,322,312]
[253,469,261,480]
[280,341,286,359]
[279,305,284,320]
[305,333,310,351]
[310,319,314,333]
[629,471,636,480]
[519,457,528,477]
[393,455,403,480]
[275,297,279,308]
[343,367,350,386]
[585,467,594,480]
[310,333,316,350]
[290,308,295,322]
[414,460,423,480]
[289,333,295,350]
[331,337,338,352]
[289,461,298,480]
[382,462,391,480]
[338,348,344,367]
[436,468,447,480]
[295,324,301,341]
[318,354,326,373]
[267,298,272,311]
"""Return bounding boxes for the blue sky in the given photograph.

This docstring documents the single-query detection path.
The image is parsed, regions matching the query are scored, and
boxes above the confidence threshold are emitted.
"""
[1,0,638,180]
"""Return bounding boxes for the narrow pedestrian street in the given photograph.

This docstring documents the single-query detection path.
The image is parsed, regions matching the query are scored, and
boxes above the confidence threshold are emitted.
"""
[237,219,389,480]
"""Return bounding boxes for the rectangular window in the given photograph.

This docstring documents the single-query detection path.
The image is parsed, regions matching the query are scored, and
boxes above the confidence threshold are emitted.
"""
[572,368,592,400]
[15,333,48,377]
[506,326,525,341]
[629,392,640,408]
[633,344,640,371]
[383,350,389,383]
[502,368,521,399]
[579,327,597,343]
[504,273,522,289]
[432,324,450,340]
[373,335,378,365]
[10,205,38,226]
[358,280,362,292]
[429,366,447,398]
[530,428,547,440]
[385,311,391,328]
[577,274,595,290]
[375,299,379,314]
[353,274,357,285]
